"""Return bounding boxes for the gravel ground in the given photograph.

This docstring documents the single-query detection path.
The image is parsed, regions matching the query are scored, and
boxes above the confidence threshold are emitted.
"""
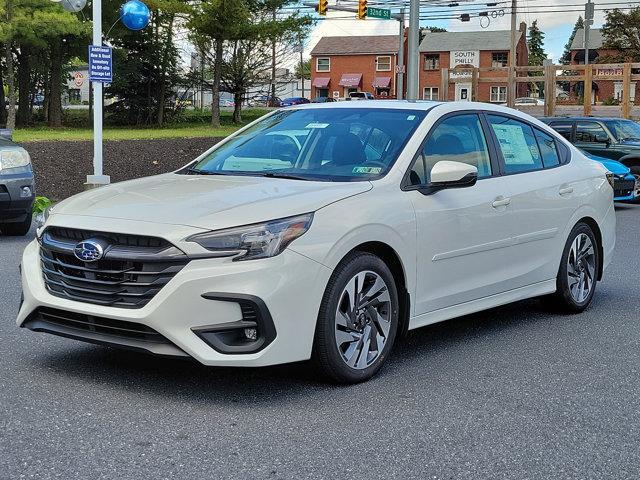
[22,137,222,200]
[1,205,640,479]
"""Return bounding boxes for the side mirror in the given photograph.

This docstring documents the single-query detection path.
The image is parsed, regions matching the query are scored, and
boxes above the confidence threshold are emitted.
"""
[430,160,478,188]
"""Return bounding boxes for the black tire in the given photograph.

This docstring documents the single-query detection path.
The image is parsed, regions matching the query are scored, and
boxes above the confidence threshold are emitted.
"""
[551,222,599,313]
[312,252,400,384]
[1,212,32,236]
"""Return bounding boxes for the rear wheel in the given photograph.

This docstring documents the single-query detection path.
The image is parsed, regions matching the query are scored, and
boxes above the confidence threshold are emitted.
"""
[0,212,32,236]
[313,252,399,383]
[551,223,599,312]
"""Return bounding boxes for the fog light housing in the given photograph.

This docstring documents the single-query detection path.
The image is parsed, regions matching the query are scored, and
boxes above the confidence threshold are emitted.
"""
[20,186,32,197]
[192,293,276,354]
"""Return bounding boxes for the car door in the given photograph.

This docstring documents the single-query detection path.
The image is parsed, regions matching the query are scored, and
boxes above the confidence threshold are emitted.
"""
[405,112,517,315]
[575,120,619,159]
[486,113,579,288]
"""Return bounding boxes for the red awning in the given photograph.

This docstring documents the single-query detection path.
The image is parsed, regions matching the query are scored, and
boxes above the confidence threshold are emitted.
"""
[372,76,391,88]
[338,73,362,87]
[312,77,330,88]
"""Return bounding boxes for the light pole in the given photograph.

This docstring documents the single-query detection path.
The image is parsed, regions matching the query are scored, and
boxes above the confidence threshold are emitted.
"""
[87,0,110,187]
[406,0,419,100]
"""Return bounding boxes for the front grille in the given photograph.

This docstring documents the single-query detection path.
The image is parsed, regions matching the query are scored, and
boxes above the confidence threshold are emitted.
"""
[40,228,189,309]
[614,178,635,197]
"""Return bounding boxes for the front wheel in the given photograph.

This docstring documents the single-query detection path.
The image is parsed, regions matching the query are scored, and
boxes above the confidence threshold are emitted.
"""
[312,252,399,383]
[552,223,599,312]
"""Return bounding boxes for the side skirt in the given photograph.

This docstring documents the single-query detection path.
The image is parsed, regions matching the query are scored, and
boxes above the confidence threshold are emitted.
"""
[408,279,557,331]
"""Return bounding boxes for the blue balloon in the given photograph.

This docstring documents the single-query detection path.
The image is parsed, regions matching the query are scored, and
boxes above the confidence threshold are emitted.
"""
[120,0,150,31]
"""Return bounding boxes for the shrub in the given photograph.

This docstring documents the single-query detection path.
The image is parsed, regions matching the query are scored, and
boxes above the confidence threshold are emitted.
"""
[32,196,52,215]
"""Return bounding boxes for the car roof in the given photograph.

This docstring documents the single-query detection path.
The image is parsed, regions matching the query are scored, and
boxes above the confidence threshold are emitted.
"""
[540,116,631,122]
[285,100,443,111]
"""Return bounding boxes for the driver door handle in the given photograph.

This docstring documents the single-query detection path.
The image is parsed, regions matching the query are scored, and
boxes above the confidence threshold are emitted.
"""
[492,196,511,208]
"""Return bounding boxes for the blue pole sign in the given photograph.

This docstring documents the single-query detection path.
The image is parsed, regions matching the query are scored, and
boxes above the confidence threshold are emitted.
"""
[88,45,113,83]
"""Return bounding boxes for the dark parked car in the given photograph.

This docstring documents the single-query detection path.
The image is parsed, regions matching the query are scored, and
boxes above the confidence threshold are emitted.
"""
[540,116,640,176]
[311,97,337,103]
[0,130,35,236]
[280,97,310,107]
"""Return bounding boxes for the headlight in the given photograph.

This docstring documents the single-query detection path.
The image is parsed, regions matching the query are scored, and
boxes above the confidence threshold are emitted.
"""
[187,213,313,261]
[35,204,54,230]
[606,172,615,189]
[0,148,31,171]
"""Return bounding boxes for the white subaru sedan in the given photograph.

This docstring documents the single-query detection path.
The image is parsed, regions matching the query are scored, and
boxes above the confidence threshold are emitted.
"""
[18,101,616,383]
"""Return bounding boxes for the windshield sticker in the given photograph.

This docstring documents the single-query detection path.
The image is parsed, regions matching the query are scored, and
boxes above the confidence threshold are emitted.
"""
[305,123,329,129]
[407,115,416,121]
[353,166,383,174]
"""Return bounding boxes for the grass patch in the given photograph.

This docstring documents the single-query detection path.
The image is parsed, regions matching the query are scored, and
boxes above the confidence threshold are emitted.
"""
[14,108,269,142]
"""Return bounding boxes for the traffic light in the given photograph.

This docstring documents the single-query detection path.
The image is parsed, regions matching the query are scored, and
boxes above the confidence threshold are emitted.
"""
[357,0,367,19]
[317,0,328,15]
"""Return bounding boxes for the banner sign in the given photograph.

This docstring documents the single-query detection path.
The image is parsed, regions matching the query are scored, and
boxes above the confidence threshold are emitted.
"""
[88,45,113,83]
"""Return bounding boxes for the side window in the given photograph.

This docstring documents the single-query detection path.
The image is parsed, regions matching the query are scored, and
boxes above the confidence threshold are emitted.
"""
[576,121,608,143]
[487,114,543,174]
[407,114,492,185]
[534,129,560,168]
[548,122,573,141]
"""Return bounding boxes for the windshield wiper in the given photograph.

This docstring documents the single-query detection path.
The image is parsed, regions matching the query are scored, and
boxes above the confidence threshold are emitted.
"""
[255,172,313,181]
[186,168,229,176]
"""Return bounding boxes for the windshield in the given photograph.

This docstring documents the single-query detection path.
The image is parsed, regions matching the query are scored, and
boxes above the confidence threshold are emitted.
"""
[187,108,427,181]
[604,120,640,141]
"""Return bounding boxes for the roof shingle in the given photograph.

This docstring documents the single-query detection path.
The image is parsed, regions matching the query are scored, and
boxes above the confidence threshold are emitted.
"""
[570,28,604,50]
[311,35,399,56]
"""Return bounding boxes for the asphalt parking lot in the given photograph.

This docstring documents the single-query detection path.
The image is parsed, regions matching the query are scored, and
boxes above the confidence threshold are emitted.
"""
[2,205,640,480]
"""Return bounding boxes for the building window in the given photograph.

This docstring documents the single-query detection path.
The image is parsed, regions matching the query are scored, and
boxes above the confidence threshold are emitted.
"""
[490,86,507,103]
[424,54,439,70]
[423,87,439,100]
[376,56,391,72]
[491,52,508,67]
[316,88,329,98]
[614,82,637,102]
[316,57,330,72]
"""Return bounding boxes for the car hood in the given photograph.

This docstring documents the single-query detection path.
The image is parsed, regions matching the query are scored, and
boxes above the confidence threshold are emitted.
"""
[586,155,630,175]
[52,173,372,230]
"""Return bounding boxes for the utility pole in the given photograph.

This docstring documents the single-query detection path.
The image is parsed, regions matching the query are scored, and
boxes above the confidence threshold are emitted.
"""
[299,38,305,98]
[271,8,277,105]
[584,0,594,65]
[508,0,517,106]
[406,0,419,99]
[397,8,405,100]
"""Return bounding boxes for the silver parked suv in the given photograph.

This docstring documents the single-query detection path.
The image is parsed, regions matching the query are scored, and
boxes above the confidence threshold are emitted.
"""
[0,131,34,236]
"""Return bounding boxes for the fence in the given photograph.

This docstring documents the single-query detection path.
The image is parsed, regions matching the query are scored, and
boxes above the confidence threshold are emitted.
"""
[439,62,640,119]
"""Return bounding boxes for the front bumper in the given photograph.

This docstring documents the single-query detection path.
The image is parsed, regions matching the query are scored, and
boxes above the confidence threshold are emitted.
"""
[17,239,332,367]
[613,173,636,201]
[0,168,35,221]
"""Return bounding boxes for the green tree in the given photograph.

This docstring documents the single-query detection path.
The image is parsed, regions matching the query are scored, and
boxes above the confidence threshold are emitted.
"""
[294,58,310,80]
[528,20,546,65]
[600,8,640,62]
[561,16,584,64]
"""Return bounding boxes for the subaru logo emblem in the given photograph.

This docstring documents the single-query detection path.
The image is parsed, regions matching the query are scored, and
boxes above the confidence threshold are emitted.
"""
[74,239,104,262]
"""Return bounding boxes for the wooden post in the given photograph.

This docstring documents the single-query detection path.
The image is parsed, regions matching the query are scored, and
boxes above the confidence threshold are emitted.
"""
[622,62,631,119]
[507,66,515,108]
[584,64,592,116]
[441,68,449,101]
[544,65,556,117]
[471,67,478,102]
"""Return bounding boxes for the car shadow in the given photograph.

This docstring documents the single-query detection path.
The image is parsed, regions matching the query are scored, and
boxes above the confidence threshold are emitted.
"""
[27,296,573,404]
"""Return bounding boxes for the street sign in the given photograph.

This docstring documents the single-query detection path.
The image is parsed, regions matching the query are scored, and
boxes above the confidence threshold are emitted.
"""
[88,45,113,83]
[395,65,405,74]
[367,7,391,19]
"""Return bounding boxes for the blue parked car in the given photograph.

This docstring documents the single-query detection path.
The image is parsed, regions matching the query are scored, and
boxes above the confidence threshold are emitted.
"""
[582,150,637,201]
[280,97,310,107]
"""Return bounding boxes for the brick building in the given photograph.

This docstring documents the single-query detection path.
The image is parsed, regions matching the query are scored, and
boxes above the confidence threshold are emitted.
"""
[418,27,529,102]
[569,28,639,103]
[310,35,400,99]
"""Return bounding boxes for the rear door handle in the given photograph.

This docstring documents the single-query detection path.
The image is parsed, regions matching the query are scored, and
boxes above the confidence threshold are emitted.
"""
[559,185,574,196]
[492,196,511,208]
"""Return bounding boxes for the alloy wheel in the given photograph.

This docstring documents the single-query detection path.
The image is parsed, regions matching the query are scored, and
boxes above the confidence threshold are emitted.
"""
[334,270,392,369]
[567,233,596,303]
